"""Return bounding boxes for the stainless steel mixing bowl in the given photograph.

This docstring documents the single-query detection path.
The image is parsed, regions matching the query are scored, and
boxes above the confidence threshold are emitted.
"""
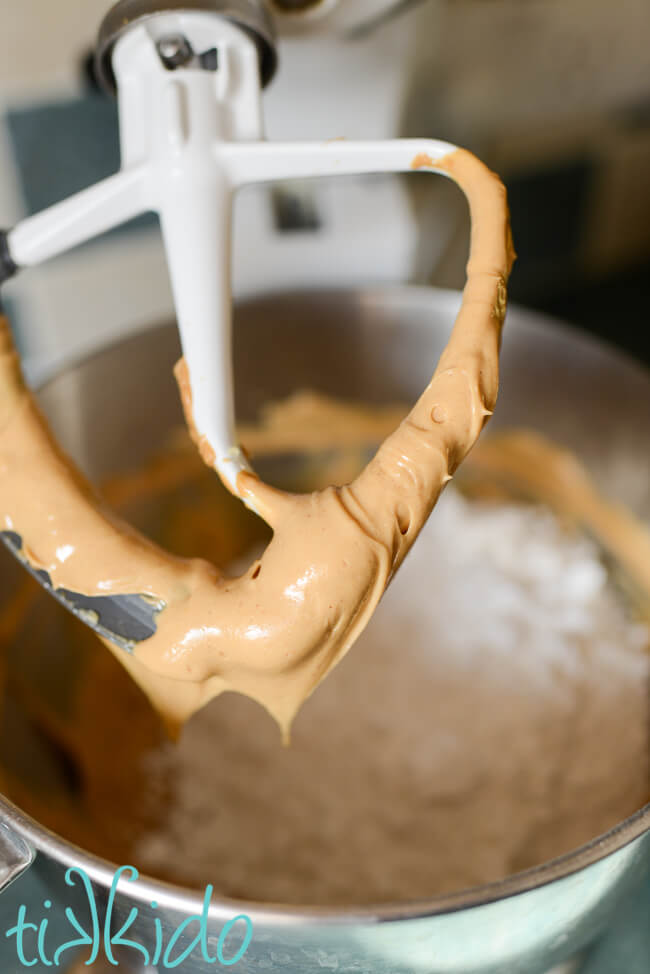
[0,286,647,974]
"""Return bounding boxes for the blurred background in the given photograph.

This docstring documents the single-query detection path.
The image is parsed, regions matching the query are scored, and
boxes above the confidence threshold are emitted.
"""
[0,0,648,377]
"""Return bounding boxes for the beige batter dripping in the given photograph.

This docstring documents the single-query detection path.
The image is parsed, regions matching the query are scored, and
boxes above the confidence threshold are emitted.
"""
[0,148,514,738]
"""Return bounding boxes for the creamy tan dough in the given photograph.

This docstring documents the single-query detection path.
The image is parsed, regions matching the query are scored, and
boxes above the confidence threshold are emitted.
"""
[0,148,515,738]
[234,394,650,625]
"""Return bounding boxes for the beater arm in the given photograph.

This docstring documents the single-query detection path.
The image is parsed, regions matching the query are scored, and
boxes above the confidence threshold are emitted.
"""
[1,7,458,499]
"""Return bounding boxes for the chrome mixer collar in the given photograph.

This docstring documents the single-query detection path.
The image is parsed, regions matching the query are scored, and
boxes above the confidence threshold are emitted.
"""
[0,0,457,499]
[94,0,278,92]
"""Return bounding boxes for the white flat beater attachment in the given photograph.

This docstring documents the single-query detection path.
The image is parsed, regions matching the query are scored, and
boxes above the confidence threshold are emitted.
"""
[1,1,457,500]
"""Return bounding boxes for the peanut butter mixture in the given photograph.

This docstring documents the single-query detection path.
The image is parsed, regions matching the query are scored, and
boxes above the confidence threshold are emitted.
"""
[1,408,647,892]
[0,148,514,738]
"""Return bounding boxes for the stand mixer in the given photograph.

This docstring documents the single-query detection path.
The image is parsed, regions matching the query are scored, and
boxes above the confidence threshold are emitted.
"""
[0,0,489,652]
[0,7,647,973]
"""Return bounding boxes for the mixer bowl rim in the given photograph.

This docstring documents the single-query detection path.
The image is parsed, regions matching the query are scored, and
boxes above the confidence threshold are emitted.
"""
[24,283,650,394]
[1,283,648,925]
